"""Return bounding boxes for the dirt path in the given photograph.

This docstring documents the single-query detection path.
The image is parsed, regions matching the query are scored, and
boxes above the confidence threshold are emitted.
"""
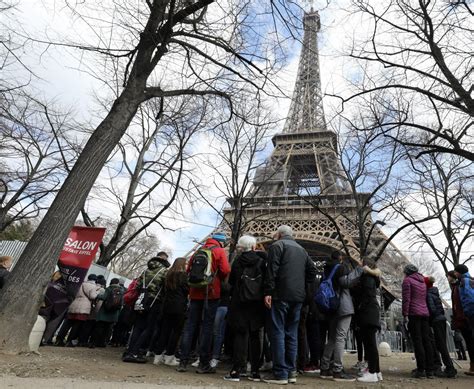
[0,346,472,388]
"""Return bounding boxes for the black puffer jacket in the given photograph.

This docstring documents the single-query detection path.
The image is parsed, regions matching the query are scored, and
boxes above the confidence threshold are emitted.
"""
[354,273,381,329]
[264,237,317,302]
[427,286,446,323]
[162,272,189,315]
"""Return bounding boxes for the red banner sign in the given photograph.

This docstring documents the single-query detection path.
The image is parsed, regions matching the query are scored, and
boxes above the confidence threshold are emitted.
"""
[58,226,106,290]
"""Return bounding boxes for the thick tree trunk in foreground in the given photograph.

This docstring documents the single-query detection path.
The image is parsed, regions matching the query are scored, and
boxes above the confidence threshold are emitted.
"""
[0,88,144,352]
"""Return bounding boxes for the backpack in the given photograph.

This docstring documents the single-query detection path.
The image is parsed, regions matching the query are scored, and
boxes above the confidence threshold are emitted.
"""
[459,275,474,317]
[314,264,340,314]
[188,246,217,288]
[103,286,123,312]
[123,278,140,307]
[134,268,166,312]
[239,258,264,302]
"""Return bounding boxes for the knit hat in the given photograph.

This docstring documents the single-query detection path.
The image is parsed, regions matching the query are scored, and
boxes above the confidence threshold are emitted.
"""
[87,274,98,281]
[211,231,227,244]
[454,264,469,275]
[403,264,418,275]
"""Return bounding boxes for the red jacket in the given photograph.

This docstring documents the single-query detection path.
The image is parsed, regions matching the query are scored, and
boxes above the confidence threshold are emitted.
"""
[187,238,230,300]
[451,282,468,330]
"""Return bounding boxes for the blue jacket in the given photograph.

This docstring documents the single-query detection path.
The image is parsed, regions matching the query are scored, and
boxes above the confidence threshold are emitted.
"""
[459,272,474,318]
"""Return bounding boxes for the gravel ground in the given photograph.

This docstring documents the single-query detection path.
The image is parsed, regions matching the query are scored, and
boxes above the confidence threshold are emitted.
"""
[0,346,472,388]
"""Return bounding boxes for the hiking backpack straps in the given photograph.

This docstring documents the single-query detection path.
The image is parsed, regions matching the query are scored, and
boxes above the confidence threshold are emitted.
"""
[134,267,166,312]
[314,264,341,314]
[188,245,218,288]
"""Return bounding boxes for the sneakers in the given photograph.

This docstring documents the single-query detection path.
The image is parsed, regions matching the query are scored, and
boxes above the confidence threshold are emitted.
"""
[153,353,165,365]
[333,371,356,382]
[196,364,216,374]
[377,372,383,381]
[434,367,446,378]
[357,372,378,383]
[262,374,288,385]
[176,361,188,372]
[191,358,200,368]
[320,369,333,379]
[288,371,297,384]
[122,353,147,364]
[164,354,179,367]
[426,370,435,379]
[303,364,320,374]
[224,371,240,382]
[352,361,367,370]
[248,372,261,382]
[210,358,219,369]
[445,367,457,378]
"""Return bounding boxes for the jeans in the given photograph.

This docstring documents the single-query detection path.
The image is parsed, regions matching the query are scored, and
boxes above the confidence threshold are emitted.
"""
[360,325,380,373]
[212,306,228,359]
[321,315,352,373]
[270,300,302,379]
[432,321,454,369]
[179,299,219,366]
[408,315,434,372]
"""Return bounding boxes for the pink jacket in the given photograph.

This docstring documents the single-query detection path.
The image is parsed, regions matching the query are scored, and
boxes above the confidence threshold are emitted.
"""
[402,273,429,317]
[68,281,101,315]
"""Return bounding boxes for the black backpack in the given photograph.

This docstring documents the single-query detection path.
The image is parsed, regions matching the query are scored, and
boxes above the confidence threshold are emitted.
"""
[239,258,264,302]
[188,246,218,288]
[103,287,123,312]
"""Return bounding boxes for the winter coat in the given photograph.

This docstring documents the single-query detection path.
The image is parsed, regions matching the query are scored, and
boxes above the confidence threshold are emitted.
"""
[68,280,101,315]
[96,285,124,323]
[450,281,469,330]
[459,272,474,318]
[187,238,231,301]
[228,250,266,332]
[0,267,9,289]
[38,278,76,320]
[264,237,317,303]
[323,260,363,318]
[354,272,381,329]
[162,272,189,316]
[137,261,168,304]
[402,272,429,317]
[426,286,446,323]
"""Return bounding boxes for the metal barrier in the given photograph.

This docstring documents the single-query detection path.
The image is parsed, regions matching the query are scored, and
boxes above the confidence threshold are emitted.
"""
[378,330,403,353]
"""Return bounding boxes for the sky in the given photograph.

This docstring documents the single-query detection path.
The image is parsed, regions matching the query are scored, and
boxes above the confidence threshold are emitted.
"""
[4,0,472,272]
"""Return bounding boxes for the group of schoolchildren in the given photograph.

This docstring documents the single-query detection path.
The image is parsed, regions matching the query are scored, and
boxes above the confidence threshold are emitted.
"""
[25,225,474,384]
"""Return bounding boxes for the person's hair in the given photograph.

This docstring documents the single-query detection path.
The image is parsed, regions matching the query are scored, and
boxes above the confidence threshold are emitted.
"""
[110,278,120,285]
[454,264,469,275]
[428,276,435,285]
[87,274,97,281]
[237,235,257,252]
[363,258,377,269]
[0,256,12,268]
[447,270,456,279]
[165,257,187,290]
[331,251,341,261]
[157,251,169,259]
[277,225,293,238]
[51,271,62,282]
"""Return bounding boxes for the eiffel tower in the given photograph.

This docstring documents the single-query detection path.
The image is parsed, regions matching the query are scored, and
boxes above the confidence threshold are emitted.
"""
[214,9,409,301]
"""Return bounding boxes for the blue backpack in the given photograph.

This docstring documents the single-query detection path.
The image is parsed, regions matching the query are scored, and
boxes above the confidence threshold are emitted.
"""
[459,274,474,317]
[314,264,340,314]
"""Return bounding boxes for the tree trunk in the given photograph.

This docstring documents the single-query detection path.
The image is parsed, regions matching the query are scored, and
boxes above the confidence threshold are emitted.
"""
[0,86,144,353]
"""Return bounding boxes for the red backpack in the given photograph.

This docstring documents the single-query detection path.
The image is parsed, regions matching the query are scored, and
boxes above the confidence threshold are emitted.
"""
[123,278,140,307]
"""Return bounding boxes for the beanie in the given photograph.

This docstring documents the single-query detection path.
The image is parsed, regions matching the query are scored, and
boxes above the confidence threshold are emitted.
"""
[454,264,469,275]
[403,264,418,275]
[211,232,227,243]
[87,274,98,281]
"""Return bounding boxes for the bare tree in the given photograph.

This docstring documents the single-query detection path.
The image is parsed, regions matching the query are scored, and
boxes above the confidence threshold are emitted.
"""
[0,92,76,231]
[193,100,276,259]
[94,97,207,267]
[337,0,473,161]
[396,153,473,274]
[409,253,451,298]
[0,1,301,351]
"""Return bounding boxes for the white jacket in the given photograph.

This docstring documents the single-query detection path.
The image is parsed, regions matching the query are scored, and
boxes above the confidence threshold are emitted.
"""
[68,280,101,315]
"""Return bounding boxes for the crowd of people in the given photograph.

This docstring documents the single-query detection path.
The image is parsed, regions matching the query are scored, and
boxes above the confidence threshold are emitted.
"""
[2,225,474,384]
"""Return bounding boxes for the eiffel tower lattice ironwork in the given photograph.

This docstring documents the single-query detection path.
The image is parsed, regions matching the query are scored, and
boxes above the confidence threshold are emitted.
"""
[215,9,409,298]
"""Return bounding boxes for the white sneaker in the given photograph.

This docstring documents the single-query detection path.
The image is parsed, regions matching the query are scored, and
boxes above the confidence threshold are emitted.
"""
[377,372,383,381]
[191,358,200,367]
[153,353,165,365]
[357,372,378,383]
[164,354,179,367]
[357,367,369,377]
[210,359,219,368]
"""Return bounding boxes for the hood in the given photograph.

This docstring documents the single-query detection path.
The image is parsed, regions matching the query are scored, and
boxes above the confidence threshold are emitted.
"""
[407,272,425,283]
[238,250,262,266]
[428,286,440,296]
[205,238,222,248]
